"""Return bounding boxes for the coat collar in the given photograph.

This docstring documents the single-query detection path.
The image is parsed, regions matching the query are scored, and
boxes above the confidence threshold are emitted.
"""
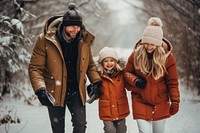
[42,16,95,61]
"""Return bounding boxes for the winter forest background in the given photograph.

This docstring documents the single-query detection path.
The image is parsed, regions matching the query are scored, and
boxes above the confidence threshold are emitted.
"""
[0,0,200,133]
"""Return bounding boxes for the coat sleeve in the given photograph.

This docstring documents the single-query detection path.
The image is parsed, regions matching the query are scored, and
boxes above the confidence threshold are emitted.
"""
[87,46,102,83]
[28,34,46,91]
[165,54,180,104]
[124,52,139,91]
[85,33,102,83]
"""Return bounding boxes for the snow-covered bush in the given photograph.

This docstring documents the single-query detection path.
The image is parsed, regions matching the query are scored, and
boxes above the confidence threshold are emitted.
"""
[0,15,33,104]
[0,105,21,133]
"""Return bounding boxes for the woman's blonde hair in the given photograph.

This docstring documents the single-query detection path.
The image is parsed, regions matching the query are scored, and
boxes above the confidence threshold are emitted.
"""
[134,45,167,80]
[98,59,122,75]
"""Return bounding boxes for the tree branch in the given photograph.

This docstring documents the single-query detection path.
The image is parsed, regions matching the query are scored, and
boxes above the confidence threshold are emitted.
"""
[13,0,37,20]
[123,0,154,16]
[162,0,192,18]
[186,0,200,8]
[78,0,93,8]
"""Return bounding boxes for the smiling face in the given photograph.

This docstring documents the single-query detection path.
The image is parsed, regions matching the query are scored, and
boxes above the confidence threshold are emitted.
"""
[144,43,157,53]
[64,25,80,38]
[102,57,116,71]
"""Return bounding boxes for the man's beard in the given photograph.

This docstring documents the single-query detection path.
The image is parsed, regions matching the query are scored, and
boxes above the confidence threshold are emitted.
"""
[64,30,74,39]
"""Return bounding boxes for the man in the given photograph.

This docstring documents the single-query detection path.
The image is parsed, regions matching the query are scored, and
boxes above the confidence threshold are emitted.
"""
[29,3,102,133]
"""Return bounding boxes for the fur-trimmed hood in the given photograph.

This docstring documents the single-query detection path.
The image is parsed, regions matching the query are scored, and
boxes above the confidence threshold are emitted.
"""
[43,16,94,43]
[95,57,127,74]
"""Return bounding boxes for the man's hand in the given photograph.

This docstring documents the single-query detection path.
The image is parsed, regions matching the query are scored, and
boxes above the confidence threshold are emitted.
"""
[87,81,102,104]
[35,88,55,106]
[87,93,98,104]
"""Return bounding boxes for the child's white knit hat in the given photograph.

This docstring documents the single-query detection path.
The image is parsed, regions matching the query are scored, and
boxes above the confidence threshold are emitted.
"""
[142,17,163,46]
[98,47,118,62]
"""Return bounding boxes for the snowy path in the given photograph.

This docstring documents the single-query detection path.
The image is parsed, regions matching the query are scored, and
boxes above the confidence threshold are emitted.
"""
[0,91,200,133]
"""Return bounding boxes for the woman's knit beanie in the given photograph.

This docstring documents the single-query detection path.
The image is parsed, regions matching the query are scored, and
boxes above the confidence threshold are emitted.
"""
[142,17,163,46]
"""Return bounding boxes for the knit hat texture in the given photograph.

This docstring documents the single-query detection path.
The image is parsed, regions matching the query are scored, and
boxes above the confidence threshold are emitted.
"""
[142,17,163,46]
[99,47,118,62]
[62,3,82,26]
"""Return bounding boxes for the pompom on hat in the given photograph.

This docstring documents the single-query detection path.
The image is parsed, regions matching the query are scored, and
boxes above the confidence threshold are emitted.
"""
[98,47,118,62]
[62,3,82,26]
[142,17,163,46]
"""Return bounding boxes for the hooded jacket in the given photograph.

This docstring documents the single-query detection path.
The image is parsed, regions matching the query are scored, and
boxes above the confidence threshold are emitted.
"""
[29,16,102,106]
[124,38,180,121]
[97,60,130,121]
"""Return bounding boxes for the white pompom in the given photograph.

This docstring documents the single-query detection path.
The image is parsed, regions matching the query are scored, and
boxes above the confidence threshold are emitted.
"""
[148,17,163,27]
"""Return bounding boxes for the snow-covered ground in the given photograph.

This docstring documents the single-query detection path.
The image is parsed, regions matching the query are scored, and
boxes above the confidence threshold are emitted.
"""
[0,85,200,133]
[0,47,200,133]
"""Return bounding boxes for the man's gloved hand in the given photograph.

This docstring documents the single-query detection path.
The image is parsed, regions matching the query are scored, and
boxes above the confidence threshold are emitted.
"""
[87,81,102,104]
[135,77,147,89]
[35,88,55,106]
[87,81,102,97]
[87,94,98,104]
[170,102,179,115]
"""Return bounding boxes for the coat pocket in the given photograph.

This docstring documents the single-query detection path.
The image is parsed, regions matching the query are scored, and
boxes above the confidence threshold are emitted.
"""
[117,97,129,116]
[154,101,170,119]
[132,96,146,117]
[99,100,111,117]
[44,75,55,96]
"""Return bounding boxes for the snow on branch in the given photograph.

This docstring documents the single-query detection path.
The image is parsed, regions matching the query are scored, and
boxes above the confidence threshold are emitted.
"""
[13,0,36,21]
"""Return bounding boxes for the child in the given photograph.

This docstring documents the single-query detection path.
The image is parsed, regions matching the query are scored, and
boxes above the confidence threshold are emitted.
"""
[124,17,180,133]
[93,47,130,133]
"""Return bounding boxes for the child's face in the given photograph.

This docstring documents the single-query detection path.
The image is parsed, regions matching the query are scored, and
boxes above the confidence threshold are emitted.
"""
[144,43,157,53]
[102,57,116,70]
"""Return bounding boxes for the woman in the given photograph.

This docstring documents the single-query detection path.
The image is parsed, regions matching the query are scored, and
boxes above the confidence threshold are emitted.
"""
[124,17,180,133]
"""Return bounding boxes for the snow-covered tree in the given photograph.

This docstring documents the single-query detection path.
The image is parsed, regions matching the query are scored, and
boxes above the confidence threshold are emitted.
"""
[0,15,31,100]
[0,0,40,104]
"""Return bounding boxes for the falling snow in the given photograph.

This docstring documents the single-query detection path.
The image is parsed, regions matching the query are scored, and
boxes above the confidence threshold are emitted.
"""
[55,80,61,86]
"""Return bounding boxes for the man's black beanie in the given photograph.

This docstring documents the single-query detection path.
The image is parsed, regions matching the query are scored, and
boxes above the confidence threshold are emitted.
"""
[62,3,82,26]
